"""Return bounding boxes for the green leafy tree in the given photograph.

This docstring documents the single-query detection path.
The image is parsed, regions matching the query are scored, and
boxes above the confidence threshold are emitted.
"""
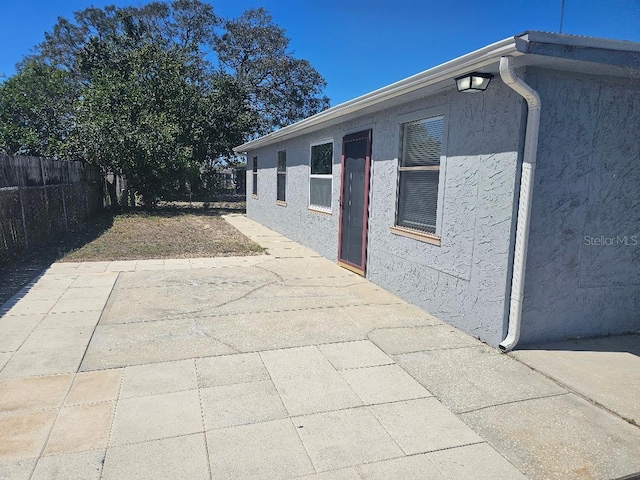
[0,62,76,156]
[3,1,329,202]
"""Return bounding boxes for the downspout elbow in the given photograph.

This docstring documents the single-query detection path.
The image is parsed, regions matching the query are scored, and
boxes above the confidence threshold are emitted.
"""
[498,56,541,352]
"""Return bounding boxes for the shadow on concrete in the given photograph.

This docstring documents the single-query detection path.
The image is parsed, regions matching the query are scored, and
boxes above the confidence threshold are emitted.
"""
[0,212,115,306]
[519,333,640,356]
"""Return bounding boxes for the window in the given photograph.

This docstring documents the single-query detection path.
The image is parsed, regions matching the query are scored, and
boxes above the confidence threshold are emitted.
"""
[309,141,333,211]
[277,150,286,203]
[252,156,258,197]
[395,115,444,235]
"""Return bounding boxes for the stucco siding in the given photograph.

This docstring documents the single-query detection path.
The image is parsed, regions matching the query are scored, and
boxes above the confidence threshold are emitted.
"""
[521,69,640,344]
[246,79,525,346]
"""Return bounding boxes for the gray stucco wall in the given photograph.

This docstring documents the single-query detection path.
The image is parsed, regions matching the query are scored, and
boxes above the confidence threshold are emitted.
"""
[246,79,526,346]
[520,69,640,344]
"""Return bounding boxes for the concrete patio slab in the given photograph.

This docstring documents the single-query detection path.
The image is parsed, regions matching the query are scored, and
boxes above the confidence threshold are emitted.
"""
[0,346,86,378]
[427,443,528,479]
[198,309,367,352]
[0,375,72,412]
[340,364,432,405]
[318,340,394,370]
[196,352,269,387]
[270,370,363,416]
[0,459,36,480]
[461,393,640,479]
[368,324,479,354]
[513,334,640,426]
[0,409,58,461]
[356,453,446,479]
[109,389,202,446]
[260,345,336,379]
[2,299,58,316]
[0,314,44,333]
[102,434,209,480]
[298,468,362,480]
[37,311,102,329]
[64,369,122,406]
[0,353,10,372]
[292,407,403,472]
[32,450,105,480]
[206,418,315,479]
[0,330,32,352]
[69,273,117,288]
[200,379,288,429]
[395,345,567,413]
[369,397,483,455]
[1,215,639,479]
[347,304,443,331]
[119,359,197,399]
[79,319,236,370]
[44,402,114,455]
[19,326,94,351]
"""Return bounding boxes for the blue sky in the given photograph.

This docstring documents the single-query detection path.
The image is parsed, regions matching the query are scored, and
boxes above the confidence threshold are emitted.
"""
[1,0,639,105]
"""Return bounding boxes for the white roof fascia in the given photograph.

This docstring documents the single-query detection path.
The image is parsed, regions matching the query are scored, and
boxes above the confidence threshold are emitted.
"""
[518,31,640,53]
[234,36,520,153]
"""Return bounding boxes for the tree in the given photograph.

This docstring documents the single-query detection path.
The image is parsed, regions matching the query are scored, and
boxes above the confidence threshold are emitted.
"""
[3,1,329,202]
[68,43,252,204]
[215,8,330,135]
[0,62,76,157]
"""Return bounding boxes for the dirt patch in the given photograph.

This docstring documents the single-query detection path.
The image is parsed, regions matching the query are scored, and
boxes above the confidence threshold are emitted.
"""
[61,208,262,262]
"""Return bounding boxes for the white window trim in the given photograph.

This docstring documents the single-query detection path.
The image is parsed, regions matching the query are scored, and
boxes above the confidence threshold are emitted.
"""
[394,106,450,239]
[309,139,334,213]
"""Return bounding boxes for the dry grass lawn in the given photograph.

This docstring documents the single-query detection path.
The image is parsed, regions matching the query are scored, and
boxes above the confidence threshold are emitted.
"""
[60,208,263,262]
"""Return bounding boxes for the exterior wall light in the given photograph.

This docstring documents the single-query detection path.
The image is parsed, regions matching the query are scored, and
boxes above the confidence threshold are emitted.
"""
[455,72,493,93]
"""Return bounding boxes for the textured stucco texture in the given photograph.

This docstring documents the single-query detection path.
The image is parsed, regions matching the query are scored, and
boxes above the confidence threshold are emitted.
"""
[520,69,640,344]
[246,79,525,347]
[245,67,640,346]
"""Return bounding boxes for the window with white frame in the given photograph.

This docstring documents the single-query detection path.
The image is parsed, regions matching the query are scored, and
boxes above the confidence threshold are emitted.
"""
[277,150,286,203]
[251,156,258,196]
[309,141,333,211]
[395,115,445,235]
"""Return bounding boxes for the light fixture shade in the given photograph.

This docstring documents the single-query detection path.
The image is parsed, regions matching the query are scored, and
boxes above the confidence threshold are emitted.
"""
[455,72,493,93]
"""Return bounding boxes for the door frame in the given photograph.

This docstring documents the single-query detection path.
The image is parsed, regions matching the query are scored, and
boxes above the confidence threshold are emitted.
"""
[337,129,372,276]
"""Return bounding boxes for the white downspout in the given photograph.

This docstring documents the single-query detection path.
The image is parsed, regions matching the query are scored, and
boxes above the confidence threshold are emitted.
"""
[498,56,541,352]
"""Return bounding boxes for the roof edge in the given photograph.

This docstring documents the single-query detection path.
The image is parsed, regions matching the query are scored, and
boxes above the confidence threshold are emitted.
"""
[234,30,640,153]
[234,36,519,153]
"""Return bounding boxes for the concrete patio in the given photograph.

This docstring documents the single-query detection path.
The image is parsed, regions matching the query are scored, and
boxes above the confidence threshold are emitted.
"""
[0,214,639,480]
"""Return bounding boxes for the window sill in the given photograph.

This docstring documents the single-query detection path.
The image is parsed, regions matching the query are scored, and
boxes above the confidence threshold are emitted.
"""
[308,207,332,217]
[276,200,287,207]
[390,226,441,246]
[251,194,258,199]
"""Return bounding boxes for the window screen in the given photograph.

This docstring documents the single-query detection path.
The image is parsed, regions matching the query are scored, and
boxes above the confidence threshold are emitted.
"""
[396,116,443,234]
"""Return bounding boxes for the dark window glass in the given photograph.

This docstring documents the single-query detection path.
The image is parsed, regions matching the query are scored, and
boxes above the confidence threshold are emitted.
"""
[277,150,286,202]
[310,143,333,175]
[252,156,258,196]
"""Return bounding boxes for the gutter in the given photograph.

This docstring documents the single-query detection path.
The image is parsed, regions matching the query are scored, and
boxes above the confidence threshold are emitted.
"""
[498,56,541,352]
[233,37,520,153]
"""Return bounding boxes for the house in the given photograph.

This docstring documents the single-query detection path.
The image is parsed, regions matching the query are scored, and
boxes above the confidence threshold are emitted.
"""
[234,31,640,350]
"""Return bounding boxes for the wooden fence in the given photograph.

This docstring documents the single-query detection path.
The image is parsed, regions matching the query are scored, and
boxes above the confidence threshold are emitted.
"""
[0,154,103,264]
